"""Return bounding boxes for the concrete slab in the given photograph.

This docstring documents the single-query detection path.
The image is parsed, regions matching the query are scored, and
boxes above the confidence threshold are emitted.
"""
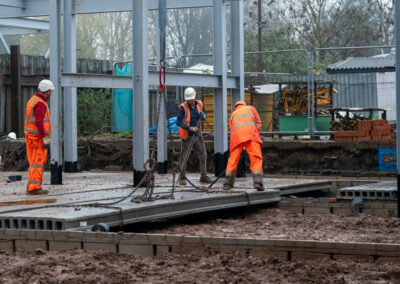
[337,181,397,200]
[0,171,331,231]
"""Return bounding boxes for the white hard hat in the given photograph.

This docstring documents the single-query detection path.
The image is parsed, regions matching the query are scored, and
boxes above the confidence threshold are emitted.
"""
[38,79,55,92]
[7,132,16,139]
[184,87,196,100]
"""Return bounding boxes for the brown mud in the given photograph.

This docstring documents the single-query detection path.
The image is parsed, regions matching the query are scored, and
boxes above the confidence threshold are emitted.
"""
[0,138,382,175]
[141,208,400,244]
[0,249,400,283]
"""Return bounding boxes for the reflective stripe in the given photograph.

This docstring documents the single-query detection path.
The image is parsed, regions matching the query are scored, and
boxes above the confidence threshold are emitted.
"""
[231,121,256,132]
[256,125,261,129]
[251,171,263,175]
[26,118,51,123]
[30,164,43,169]
[29,97,44,121]
[28,179,42,185]
[24,128,51,134]
[232,113,253,122]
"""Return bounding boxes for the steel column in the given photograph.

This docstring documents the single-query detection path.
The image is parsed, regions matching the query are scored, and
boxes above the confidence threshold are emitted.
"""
[132,0,149,186]
[50,0,63,184]
[230,0,244,106]
[213,0,228,176]
[63,0,78,173]
[156,6,168,174]
[395,0,400,217]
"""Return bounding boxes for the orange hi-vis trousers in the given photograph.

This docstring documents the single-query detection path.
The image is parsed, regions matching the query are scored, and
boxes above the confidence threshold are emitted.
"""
[226,140,263,176]
[26,135,47,192]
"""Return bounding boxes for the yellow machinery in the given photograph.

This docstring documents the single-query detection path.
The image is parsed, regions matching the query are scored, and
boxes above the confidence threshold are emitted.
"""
[278,87,337,115]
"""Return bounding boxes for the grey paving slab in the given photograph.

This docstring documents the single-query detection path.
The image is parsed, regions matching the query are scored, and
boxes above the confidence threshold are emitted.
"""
[0,171,331,231]
[337,181,397,200]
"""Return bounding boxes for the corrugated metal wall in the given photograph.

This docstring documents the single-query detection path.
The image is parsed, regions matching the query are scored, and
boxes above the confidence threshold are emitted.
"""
[296,73,378,109]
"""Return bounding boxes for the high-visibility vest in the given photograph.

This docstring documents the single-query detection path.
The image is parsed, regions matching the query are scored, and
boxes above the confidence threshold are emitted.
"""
[178,100,203,140]
[229,104,262,151]
[24,94,52,137]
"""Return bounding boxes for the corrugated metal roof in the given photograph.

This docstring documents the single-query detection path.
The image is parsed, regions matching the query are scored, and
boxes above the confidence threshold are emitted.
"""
[327,55,395,74]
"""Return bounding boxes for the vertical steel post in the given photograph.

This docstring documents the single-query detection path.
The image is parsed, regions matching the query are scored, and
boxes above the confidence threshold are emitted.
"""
[50,0,63,184]
[395,0,400,217]
[231,0,244,105]
[132,0,149,186]
[231,0,245,177]
[63,0,78,173]
[213,0,228,176]
[157,0,168,174]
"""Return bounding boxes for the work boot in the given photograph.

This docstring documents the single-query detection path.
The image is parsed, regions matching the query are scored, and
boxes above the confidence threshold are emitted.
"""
[252,174,264,191]
[223,172,236,190]
[26,188,49,195]
[199,175,212,184]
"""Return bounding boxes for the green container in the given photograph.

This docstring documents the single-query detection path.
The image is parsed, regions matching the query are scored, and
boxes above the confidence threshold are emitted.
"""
[279,115,331,132]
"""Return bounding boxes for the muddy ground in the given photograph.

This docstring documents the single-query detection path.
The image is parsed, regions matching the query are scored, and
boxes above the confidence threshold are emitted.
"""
[136,207,400,244]
[0,138,387,175]
[1,249,400,283]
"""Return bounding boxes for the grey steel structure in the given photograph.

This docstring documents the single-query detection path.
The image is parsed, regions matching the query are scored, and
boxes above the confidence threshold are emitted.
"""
[0,0,245,184]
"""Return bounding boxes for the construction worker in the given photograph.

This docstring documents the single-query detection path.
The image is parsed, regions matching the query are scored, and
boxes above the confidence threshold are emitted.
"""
[223,101,264,191]
[176,87,212,185]
[24,79,54,195]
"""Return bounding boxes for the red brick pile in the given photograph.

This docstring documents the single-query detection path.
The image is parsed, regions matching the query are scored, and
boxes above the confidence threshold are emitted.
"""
[334,120,396,143]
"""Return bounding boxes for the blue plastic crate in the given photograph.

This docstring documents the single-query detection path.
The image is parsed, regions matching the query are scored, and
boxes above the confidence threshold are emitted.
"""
[378,148,397,172]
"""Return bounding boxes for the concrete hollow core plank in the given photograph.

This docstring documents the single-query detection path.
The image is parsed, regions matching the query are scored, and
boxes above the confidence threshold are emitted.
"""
[0,172,330,231]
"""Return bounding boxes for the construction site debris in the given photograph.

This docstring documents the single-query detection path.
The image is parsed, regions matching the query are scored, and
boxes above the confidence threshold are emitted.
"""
[278,87,336,116]
[335,120,396,143]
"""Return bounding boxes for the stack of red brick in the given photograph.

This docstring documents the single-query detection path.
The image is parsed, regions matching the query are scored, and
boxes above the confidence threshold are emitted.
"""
[334,120,396,142]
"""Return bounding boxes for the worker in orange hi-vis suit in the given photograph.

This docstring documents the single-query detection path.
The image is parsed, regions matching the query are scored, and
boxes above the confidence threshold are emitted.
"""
[24,79,54,195]
[223,101,264,191]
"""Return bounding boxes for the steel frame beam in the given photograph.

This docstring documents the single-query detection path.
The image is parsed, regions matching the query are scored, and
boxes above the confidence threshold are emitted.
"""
[213,0,228,176]
[0,0,217,18]
[49,0,63,184]
[0,0,25,8]
[63,0,78,173]
[132,0,149,186]
[0,27,47,35]
[0,18,49,30]
[61,72,239,89]
[0,31,10,54]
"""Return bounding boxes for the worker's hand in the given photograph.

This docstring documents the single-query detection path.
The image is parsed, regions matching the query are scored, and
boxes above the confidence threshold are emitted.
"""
[199,112,206,119]
[189,126,198,133]
[43,138,50,144]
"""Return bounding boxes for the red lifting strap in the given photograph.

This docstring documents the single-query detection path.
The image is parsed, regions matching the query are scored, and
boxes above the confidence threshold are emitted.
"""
[159,60,166,92]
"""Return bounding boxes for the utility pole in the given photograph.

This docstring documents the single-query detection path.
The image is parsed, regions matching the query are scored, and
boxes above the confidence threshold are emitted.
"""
[257,0,264,82]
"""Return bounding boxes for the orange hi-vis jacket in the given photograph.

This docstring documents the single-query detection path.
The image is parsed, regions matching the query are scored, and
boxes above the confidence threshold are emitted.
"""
[178,100,203,140]
[24,94,52,137]
[229,101,262,151]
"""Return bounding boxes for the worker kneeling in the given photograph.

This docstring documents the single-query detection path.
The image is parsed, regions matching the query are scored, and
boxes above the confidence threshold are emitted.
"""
[176,87,212,185]
[223,101,264,191]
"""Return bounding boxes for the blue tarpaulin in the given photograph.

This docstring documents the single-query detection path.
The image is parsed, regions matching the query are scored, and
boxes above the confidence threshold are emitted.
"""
[112,63,133,132]
[149,117,179,136]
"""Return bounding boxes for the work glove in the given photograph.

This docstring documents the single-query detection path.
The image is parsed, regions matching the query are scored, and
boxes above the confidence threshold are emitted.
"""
[199,112,206,119]
[189,126,198,134]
